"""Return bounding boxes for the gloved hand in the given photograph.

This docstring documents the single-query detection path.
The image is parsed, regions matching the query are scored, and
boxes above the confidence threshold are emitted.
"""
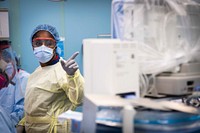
[61,51,79,76]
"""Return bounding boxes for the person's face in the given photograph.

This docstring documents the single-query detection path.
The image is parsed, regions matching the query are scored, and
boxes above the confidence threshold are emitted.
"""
[0,49,16,87]
[32,31,56,50]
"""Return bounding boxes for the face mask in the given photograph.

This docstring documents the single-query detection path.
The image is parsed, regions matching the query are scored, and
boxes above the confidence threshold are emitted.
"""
[33,45,54,63]
[5,62,15,79]
[0,71,9,90]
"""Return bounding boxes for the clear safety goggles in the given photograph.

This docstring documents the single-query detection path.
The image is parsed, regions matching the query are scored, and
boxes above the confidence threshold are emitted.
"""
[32,38,56,48]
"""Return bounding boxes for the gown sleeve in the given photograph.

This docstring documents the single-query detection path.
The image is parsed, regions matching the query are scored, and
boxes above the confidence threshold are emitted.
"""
[60,69,84,110]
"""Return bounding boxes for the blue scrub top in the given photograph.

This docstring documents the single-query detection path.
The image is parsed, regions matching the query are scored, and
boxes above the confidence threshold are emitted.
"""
[0,72,28,132]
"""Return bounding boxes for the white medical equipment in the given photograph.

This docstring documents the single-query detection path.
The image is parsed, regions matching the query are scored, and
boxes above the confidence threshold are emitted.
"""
[154,63,200,96]
[81,94,200,133]
[81,94,136,133]
[83,38,140,97]
[112,0,200,97]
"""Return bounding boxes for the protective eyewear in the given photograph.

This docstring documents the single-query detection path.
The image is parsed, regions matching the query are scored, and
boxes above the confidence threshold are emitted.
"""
[32,38,56,48]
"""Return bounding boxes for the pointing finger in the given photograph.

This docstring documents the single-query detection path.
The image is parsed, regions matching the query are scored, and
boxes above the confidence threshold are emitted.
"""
[68,51,79,60]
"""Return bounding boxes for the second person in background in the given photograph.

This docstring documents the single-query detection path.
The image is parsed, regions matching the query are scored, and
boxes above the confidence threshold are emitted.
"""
[18,24,84,133]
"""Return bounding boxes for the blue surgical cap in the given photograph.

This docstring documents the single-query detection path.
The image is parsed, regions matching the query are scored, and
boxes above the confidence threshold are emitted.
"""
[30,24,60,43]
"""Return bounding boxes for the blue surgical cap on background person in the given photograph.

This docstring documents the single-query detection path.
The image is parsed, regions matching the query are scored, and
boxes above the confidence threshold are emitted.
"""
[30,24,60,43]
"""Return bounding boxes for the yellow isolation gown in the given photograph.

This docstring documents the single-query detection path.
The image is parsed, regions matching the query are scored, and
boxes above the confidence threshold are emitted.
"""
[21,59,84,133]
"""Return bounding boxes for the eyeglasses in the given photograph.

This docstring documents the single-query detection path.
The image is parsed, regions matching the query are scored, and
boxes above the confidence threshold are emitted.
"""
[32,38,56,48]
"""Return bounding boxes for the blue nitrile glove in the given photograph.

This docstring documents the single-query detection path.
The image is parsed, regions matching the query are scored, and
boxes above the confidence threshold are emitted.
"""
[61,51,79,76]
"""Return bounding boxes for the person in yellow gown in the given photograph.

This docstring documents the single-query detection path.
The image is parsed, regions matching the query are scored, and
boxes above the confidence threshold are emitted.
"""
[17,24,84,133]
